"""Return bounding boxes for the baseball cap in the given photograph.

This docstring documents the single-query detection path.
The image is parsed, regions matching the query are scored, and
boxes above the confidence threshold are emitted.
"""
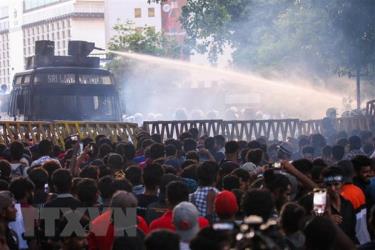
[172,202,200,242]
[214,191,238,218]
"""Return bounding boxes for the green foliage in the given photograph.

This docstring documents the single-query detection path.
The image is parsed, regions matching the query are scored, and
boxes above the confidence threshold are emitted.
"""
[181,0,375,77]
[107,21,183,83]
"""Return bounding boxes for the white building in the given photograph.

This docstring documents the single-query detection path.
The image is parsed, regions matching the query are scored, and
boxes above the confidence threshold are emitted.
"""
[0,0,107,90]
[104,0,161,46]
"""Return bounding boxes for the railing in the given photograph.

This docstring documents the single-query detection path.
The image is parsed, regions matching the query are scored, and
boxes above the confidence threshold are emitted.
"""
[0,121,139,147]
[143,119,325,141]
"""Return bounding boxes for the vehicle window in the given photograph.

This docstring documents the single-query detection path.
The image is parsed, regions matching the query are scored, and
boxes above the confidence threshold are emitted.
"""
[15,77,22,85]
[78,74,112,85]
[34,73,76,84]
[23,75,31,84]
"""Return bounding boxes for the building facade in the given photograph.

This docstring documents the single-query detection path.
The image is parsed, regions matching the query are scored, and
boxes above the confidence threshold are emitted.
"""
[0,0,107,90]
[104,0,162,45]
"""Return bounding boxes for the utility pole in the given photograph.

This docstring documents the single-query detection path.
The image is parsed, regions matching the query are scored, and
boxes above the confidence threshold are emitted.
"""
[356,67,361,110]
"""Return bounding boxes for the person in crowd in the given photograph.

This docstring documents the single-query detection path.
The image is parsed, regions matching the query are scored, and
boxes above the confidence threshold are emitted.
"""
[88,191,148,250]
[9,142,28,177]
[189,162,219,221]
[145,174,179,224]
[144,230,179,250]
[222,141,239,164]
[125,166,144,195]
[97,175,115,209]
[332,144,345,163]
[345,136,366,160]
[44,168,82,209]
[172,202,201,250]
[322,166,356,241]
[0,191,18,250]
[31,140,59,167]
[352,155,373,208]
[337,160,370,244]
[136,164,163,218]
[213,135,226,162]
[214,191,239,223]
[28,167,49,206]
[149,181,208,232]
[280,202,306,250]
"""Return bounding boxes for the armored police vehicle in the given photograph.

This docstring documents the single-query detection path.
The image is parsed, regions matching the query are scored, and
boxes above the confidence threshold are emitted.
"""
[8,40,121,121]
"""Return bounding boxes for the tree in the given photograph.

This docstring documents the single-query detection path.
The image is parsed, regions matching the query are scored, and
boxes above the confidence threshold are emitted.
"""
[107,21,184,82]
[106,22,187,115]
[180,0,375,79]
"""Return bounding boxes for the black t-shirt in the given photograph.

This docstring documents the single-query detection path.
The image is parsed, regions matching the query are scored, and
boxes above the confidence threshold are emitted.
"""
[6,227,19,250]
[136,194,158,218]
[331,196,356,241]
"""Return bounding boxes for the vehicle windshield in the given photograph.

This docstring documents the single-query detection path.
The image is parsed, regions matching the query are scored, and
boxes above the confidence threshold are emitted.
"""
[32,94,117,120]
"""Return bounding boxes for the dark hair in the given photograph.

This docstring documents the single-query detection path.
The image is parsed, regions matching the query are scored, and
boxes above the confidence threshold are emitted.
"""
[0,160,11,181]
[160,174,180,196]
[150,143,165,160]
[204,137,215,151]
[76,178,98,206]
[38,139,53,156]
[143,164,164,190]
[302,146,314,155]
[98,175,115,199]
[166,181,189,207]
[332,145,345,162]
[225,141,239,154]
[28,167,48,189]
[197,161,218,186]
[181,160,196,169]
[190,226,233,250]
[304,217,336,250]
[214,135,226,148]
[349,135,362,150]
[165,144,177,157]
[79,166,98,180]
[351,155,372,173]
[10,141,24,161]
[263,169,290,193]
[145,229,180,250]
[183,138,197,152]
[98,143,113,159]
[322,145,332,159]
[246,149,263,165]
[242,189,275,222]
[186,151,199,162]
[363,143,375,156]
[231,168,250,183]
[248,140,261,150]
[188,128,199,140]
[151,134,162,144]
[125,166,142,186]
[113,178,133,193]
[292,159,312,176]
[0,179,9,191]
[280,202,305,234]
[337,160,354,179]
[222,175,240,191]
[180,164,198,180]
[9,177,35,201]
[52,169,72,193]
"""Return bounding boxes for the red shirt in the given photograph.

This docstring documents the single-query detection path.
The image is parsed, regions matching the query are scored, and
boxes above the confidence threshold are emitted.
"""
[88,210,149,250]
[149,210,209,232]
[341,183,366,210]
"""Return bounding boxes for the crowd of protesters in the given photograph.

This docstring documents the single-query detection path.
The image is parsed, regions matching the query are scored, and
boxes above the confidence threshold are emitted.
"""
[1,127,375,250]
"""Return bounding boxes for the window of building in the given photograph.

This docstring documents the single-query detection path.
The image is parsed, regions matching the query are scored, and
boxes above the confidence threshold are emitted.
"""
[134,8,142,18]
[148,8,155,17]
